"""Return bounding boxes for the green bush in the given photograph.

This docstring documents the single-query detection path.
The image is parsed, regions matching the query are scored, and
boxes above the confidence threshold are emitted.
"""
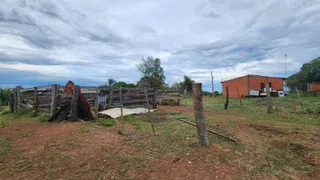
[303,108,313,114]
[100,119,115,126]
[0,111,10,116]
[0,88,12,106]
[40,115,49,122]
[214,91,221,97]
[1,120,8,127]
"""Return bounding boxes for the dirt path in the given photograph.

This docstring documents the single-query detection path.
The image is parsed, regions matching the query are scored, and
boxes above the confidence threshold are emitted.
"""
[0,120,239,180]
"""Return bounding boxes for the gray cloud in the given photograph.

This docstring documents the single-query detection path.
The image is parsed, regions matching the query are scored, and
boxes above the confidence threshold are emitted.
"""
[0,0,320,90]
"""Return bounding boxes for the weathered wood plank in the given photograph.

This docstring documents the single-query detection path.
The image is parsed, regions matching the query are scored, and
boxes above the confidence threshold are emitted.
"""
[71,85,80,121]
[34,87,38,117]
[153,88,157,109]
[224,86,229,110]
[50,84,59,118]
[9,94,14,112]
[145,87,155,133]
[265,82,272,113]
[13,88,17,111]
[16,86,22,110]
[193,83,209,146]
[94,88,99,117]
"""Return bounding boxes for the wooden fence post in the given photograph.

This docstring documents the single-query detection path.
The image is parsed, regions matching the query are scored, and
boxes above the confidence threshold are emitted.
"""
[9,94,14,112]
[13,87,17,111]
[224,86,229,110]
[71,85,80,121]
[193,83,209,146]
[33,87,38,117]
[119,87,124,119]
[94,88,99,118]
[153,88,157,109]
[50,84,59,118]
[145,87,155,133]
[236,87,243,105]
[107,86,113,109]
[265,82,272,113]
[71,85,79,121]
[16,86,22,110]
[295,87,303,109]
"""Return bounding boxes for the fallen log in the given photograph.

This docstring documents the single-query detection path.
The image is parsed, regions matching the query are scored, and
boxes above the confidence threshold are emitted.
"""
[176,118,237,142]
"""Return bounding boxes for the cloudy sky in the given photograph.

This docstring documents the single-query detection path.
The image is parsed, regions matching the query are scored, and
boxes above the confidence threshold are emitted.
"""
[1,0,320,91]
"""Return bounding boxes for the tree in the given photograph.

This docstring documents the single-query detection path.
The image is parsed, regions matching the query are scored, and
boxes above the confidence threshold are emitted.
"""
[137,76,163,89]
[0,88,12,106]
[171,76,194,94]
[286,57,320,91]
[113,81,136,88]
[108,78,116,87]
[182,76,194,91]
[137,56,166,88]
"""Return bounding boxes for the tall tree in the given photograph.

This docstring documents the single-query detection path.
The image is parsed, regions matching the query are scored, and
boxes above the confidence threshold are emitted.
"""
[182,76,194,91]
[137,56,166,89]
[287,57,320,91]
[171,76,194,94]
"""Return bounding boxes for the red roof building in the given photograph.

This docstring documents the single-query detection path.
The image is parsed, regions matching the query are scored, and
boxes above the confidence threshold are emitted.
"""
[221,75,285,98]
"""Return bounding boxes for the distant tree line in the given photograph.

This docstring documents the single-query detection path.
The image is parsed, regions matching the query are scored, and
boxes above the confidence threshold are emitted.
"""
[99,56,221,96]
[286,57,320,91]
[0,88,12,106]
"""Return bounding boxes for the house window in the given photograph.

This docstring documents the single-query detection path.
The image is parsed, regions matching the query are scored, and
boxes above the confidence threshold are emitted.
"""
[261,82,272,90]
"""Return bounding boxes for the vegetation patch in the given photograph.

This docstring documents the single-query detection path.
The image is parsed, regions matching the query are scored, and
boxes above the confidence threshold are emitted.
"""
[0,139,13,157]
[100,119,115,126]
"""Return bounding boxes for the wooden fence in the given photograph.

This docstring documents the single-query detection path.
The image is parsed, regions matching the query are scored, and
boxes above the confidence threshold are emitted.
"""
[156,90,181,105]
[9,85,157,120]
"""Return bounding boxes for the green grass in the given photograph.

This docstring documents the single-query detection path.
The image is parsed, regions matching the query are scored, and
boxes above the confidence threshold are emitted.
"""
[0,93,319,179]
[0,139,13,158]
[22,130,32,137]
[99,118,115,126]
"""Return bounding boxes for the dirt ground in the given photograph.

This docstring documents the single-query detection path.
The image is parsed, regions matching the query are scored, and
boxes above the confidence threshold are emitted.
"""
[1,99,320,179]
[0,121,238,180]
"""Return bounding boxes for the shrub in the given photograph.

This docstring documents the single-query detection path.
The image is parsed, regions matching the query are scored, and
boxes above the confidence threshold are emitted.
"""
[40,115,49,122]
[303,108,313,114]
[100,119,115,126]
[0,111,10,116]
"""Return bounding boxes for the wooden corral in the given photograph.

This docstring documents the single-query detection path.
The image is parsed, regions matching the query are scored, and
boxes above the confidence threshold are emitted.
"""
[157,90,181,105]
[9,84,157,121]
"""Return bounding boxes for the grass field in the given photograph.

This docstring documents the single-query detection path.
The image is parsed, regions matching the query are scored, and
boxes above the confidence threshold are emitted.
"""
[0,93,319,179]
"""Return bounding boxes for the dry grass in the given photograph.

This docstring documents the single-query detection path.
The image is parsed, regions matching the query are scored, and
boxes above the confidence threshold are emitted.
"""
[0,94,319,179]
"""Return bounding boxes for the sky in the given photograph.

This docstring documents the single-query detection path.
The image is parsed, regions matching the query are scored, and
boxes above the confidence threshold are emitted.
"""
[1,0,320,92]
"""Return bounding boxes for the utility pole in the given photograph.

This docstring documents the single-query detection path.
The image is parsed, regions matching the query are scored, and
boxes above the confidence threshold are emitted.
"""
[285,54,287,78]
[211,71,214,95]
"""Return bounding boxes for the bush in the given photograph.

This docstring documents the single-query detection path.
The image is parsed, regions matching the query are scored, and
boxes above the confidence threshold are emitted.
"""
[214,91,221,97]
[40,115,49,122]
[0,88,12,106]
[100,119,115,126]
[303,108,313,114]
[0,111,10,116]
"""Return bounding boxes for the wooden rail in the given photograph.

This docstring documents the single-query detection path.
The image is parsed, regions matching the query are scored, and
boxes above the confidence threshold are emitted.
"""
[10,85,157,120]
